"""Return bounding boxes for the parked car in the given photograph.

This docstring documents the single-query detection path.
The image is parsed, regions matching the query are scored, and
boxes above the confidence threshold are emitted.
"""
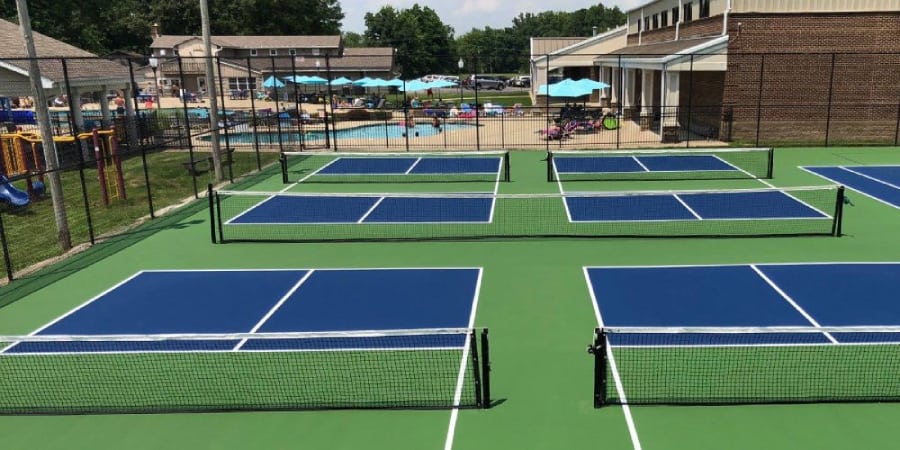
[511,75,531,88]
[466,75,506,90]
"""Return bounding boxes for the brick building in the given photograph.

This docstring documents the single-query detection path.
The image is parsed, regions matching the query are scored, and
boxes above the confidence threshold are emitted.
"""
[551,0,900,144]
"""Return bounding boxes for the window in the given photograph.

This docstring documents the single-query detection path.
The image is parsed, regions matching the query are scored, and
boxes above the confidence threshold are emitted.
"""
[312,48,320,56]
[684,2,693,22]
[652,14,659,29]
[637,19,642,32]
[228,77,257,91]
[661,10,668,27]
[289,49,296,56]
[159,49,167,56]
[699,0,710,18]
[644,17,650,31]
[269,49,277,56]
[672,7,679,24]
[250,49,257,56]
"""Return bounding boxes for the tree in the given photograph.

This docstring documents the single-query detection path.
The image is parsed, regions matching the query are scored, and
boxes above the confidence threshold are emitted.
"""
[364,4,453,78]
[342,31,364,47]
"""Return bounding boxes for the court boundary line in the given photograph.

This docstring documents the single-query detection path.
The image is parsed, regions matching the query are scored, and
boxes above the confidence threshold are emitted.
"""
[631,156,651,172]
[583,267,643,450]
[357,197,386,223]
[554,163,576,222]
[2,345,470,357]
[232,270,316,351]
[799,166,900,211]
[585,261,900,269]
[672,194,703,220]
[749,265,838,344]
[841,166,900,191]
[0,271,148,354]
[405,157,423,174]
[609,341,898,349]
[443,267,484,450]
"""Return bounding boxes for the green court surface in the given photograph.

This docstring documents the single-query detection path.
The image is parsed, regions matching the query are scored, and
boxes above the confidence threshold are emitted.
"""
[1,146,900,449]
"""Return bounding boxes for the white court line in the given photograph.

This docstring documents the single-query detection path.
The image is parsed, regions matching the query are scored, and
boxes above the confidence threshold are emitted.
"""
[631,156,650,172]
[841,166,900,190]
[710,154,752,175]
[586,261,900,270]
[443,268,484,450]
[799,166,900,211]
[583,267,643,450]
[295,157,341,185]
[554,160,577,223]
[672,194,703,220]
[357,197,386,223]
[232,270,316,351]
[404,157,423,175]
[749,265,838,344]
[0,271,148,354]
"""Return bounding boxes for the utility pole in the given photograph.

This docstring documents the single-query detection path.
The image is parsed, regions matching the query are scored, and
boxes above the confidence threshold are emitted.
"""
[200,0,223,182]
[16,0,71,250]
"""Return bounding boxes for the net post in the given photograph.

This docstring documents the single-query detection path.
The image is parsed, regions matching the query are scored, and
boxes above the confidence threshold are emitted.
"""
[480,328,491,408]
[215,191,225,243]
[469,329,484,408]
[590,328,607,408]
[766,147,775,179]
[280,153,288,184]
[503,151,511,182]
[833,185,845,237]
[546,151,554,182]
[207,184,217,244]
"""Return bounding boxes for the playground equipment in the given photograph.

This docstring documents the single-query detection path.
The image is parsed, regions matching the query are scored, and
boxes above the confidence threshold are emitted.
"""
[0,174,30,207]
[0,129,126,206]
[0,131,45,199]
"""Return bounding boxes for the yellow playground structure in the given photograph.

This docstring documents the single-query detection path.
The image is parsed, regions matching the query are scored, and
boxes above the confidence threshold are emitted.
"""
[0,129,126,205]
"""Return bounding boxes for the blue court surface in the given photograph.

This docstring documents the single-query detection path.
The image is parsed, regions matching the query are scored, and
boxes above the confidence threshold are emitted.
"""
[228,195,495,225]
[585,263,900,345]
[4,268,481,354]
[554,154,739,175]
[317,156,502,176]
[565,190,828,222]
[802,165,900,209]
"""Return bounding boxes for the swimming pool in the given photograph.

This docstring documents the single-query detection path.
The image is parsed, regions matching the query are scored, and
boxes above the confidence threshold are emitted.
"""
[203,122,478,144]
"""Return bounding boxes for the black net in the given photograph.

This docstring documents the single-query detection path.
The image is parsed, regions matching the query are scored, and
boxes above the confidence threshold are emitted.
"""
[281,151,510,183]
[0,328,490,414]
[212,185,844,242]
[548,147,774,182]
[592,326,900,406]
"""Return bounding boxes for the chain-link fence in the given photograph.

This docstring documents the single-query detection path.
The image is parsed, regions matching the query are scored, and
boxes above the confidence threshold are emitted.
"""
[0,52,897,284]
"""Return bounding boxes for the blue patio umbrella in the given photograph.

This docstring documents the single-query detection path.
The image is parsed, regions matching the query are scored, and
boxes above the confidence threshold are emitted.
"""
[573,78,610,90]
[361,78,390,88]
[330,76,353,86]
[384,78,404,87]
[262,76,285,88]
[300,76,328,85]
[537,78,592,97]
[399,79,430,92]
[352,77,374,86]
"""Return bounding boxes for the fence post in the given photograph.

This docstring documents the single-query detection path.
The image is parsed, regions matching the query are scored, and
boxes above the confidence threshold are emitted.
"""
[326,56,339,152]
[0,210,13,283]
[686,54,694,148]
[215,56,234,183]
[269,55,285,154]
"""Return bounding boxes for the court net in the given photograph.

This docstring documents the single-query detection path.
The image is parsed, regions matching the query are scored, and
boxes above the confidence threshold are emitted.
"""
[548,147,774,181]
[209,185,845,242]
[590,326,900,406]
[281,150,510,183]
[0,328,491,414]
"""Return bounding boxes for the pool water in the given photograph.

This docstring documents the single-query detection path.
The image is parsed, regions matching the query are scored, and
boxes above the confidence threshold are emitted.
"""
[205,122,477,144]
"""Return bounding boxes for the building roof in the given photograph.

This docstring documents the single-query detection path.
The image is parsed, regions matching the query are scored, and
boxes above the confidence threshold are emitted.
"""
[0,18,130,86]
[530,38,587,56]
[150,35,342,50]
[606,36,722,57]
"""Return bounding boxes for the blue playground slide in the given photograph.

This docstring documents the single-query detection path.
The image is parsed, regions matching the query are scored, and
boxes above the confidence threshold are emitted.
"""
[0,175,31,207]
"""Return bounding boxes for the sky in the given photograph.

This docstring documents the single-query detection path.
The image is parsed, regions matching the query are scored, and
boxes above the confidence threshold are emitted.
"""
[339,0,644,35]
